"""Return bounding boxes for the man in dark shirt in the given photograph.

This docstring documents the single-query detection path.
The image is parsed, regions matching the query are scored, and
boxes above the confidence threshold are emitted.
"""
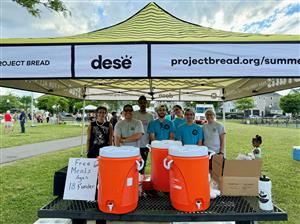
[19,109,26,133]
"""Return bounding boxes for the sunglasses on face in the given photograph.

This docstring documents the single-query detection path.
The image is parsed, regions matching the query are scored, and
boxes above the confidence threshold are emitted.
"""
[124,109,133,112]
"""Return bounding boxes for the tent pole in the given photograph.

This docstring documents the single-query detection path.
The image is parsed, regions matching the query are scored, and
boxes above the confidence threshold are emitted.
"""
[31,92,35,127]
[222,101,226,158]
[222,89,226,158]
[80,88,87,157]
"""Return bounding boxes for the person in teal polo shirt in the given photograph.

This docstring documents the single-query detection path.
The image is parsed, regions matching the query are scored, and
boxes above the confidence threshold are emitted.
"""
[172,104,185,140]
[177,108,204,145]
[148,104,175,141]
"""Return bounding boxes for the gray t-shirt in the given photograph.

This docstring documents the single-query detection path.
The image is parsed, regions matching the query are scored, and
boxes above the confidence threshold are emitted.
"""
[114,118,144,147]
[203,121,225,153]
[133,111,154,147]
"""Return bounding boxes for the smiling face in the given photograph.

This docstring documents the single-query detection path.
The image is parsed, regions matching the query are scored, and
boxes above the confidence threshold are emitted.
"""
[157,106,166,119]
[185,110,195,123]
[96,108,107,121]
[173,106,183,117]
[123,106,133,120]
[205,110,215,123]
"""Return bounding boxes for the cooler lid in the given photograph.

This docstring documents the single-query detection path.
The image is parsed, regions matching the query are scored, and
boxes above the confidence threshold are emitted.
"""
[161,140,182,146]
[150,140,182,149]
[169,145,208,157]
[100,146,140,158]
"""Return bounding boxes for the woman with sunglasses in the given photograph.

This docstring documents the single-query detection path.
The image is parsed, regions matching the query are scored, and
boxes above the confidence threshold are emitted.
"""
[86,106,113,158]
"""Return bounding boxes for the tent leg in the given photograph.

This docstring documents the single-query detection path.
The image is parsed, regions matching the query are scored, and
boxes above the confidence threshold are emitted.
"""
[80,97,86,157]
[222,100,226,158]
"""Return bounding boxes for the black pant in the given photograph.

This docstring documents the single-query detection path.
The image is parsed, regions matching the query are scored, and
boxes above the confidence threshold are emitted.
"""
[20,121,25,133]
[139,147,149,174]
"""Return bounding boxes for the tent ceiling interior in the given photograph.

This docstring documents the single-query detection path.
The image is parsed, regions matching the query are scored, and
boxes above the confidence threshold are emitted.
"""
[1,2,299,101]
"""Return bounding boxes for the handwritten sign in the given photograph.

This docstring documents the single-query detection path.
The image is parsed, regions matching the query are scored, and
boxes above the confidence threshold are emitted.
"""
[63,158,98,201]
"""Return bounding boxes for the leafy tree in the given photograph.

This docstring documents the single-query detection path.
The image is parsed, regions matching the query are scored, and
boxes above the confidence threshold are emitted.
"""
[279,93,300,117]
[0,94,20,112]
[36,95,69,114]
[19,96,32,110]
[14,0,70,17]
[235,98,254,111]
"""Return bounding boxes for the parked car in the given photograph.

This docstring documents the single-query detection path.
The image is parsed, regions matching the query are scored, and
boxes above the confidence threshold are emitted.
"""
[226,114,244,119]
[272,115,289,119]
[60,113,74,122]
[249,115,261,119]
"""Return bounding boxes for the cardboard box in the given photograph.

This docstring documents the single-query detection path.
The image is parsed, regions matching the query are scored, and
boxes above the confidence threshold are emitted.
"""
[212,154,262,196]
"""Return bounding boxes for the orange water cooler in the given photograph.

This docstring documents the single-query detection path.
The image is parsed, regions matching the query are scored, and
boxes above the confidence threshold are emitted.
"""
[164,145,210,212]
[98,146,144,214]
[149,140,182,192]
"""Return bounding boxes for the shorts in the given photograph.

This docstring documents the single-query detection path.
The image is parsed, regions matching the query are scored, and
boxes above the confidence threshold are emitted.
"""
[5,122,13,127]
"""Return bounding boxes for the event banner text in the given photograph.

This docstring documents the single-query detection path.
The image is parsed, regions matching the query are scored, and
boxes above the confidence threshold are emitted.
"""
[1,43,299,78]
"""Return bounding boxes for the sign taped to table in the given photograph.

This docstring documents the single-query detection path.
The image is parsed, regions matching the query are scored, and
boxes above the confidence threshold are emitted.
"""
[63,158,98,201]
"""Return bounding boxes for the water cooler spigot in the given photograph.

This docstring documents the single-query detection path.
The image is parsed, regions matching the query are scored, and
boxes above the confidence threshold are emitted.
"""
[196,200,201,209]
[107,202,114,212]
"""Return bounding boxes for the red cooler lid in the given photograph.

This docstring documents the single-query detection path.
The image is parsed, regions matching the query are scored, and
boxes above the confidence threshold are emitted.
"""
[100,146,140,158]
[169,145,208,157]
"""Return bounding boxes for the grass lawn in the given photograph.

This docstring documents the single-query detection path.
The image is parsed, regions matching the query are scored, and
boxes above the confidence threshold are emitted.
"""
[0,122,299,224]
[0,123,85,148]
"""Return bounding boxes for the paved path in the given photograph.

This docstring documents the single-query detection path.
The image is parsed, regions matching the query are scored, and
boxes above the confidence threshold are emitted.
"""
[0,136,86,164]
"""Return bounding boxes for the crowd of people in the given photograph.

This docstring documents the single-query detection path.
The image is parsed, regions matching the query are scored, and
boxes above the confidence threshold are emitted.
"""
[86,95,226,174]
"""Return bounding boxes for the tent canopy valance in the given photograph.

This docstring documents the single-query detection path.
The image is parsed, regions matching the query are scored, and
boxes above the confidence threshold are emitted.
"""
[1,2,299,101]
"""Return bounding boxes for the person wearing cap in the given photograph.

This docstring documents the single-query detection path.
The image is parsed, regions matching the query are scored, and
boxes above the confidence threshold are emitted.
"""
[86,106,113,158]
[148,104,175,141]
[177,108,203,145]
[202,109,225,154]
[133,96,154,174]
[172,105,185,140]
[114,104,144,147]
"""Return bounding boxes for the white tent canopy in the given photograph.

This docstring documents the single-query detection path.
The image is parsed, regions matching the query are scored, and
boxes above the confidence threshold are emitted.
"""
[82,105,97,111]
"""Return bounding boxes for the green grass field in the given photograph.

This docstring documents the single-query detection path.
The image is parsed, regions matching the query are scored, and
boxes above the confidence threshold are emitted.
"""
[0,123,85,148]
[1,122,300,224]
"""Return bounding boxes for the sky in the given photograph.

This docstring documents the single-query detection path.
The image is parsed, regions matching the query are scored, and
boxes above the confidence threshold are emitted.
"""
[0,0,299,97]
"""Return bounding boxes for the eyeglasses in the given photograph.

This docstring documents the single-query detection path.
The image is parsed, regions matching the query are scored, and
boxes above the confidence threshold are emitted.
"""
[124,109,133,112]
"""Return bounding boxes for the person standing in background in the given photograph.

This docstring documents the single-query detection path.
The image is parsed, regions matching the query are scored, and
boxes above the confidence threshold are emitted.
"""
[86,106,113,158]
[172,105,185,140]
[4,110,13,134]
[148,105,175,141]
[19,109,26,133]
[114,104,144,147]
[45,110,50,123]
[203,109,225,154]
[110,111,118,130]
[133,96,154,174]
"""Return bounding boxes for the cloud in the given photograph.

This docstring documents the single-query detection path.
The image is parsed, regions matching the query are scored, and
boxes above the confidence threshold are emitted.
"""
[240,2,300,34]
[1,1,103,38]
[1,0,299,39]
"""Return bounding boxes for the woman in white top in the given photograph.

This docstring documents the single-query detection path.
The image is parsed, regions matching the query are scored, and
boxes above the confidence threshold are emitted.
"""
[202,109,225,154]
